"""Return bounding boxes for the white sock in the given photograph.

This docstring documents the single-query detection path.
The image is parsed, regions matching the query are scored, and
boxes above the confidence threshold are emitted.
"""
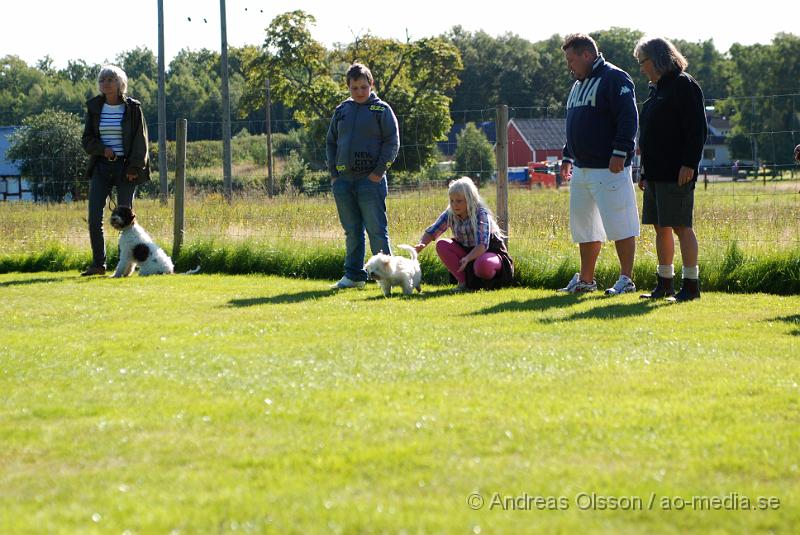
[682,266,699,280]
[657,264,674,278]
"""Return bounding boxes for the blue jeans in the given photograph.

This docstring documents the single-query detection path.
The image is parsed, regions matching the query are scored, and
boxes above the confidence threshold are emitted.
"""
[332,176,391,281]
[88,159,137,268]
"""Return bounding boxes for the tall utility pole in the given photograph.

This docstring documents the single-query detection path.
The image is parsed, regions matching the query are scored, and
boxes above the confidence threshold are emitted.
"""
[157,0,168,204]
[219,0,233,202]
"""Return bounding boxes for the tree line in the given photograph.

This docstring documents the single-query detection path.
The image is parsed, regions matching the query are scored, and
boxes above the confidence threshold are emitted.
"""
[2,10,798,170]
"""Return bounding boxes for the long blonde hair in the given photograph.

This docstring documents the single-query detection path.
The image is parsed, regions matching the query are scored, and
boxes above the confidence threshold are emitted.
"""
[446,176,504,240]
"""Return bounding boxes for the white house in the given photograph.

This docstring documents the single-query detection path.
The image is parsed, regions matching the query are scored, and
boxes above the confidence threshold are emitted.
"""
[0,126,33,201]
[699,112,732,171]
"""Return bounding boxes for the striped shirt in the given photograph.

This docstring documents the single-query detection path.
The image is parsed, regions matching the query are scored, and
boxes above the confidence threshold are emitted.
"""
[424,206,493,248]
[100,103,125,156]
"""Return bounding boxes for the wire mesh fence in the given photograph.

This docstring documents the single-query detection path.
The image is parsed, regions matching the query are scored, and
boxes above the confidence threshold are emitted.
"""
[1,96,799,265]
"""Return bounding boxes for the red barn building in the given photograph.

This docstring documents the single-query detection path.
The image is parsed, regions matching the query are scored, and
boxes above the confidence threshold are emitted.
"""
[507,118,566,167]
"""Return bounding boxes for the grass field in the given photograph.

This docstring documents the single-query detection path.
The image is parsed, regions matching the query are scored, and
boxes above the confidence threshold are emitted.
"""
[1,272,798,533]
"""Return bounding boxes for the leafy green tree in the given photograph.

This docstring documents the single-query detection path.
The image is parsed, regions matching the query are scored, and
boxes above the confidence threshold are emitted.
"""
[60,59,100,84]
[6,110,88,201]
[671,39,734,101]
[35,55,58,78]
[591,28,645,97]
[242,11,340,124]
[117,47,157,81]
[724,33,800,166]
[0,55,49,123]
[529,34,573,116]
[242,11,462,171]
[455,122,495,185]
[445,27,543,114]
[161,47,255,140]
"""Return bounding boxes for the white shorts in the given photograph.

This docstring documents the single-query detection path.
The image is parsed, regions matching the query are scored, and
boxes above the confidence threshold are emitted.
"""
[569,166,640,243]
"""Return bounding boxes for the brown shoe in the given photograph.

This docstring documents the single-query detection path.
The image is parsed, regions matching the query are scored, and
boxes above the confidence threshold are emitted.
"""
[81,265,106,276]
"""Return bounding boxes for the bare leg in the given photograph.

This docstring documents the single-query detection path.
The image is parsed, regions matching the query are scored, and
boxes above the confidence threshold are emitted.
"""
[579,241,602,282]
[674,226,698,268]
[614,236,636,278]
[654,224,675,266]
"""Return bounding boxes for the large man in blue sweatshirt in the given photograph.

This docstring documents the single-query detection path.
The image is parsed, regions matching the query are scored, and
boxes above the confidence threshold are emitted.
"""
[558,34,640,296]
[327,63,400,289]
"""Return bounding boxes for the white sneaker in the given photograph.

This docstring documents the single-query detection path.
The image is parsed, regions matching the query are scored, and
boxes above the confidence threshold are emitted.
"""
[330,276,366,289]
[605,275,636,295]
[558,273,597,293]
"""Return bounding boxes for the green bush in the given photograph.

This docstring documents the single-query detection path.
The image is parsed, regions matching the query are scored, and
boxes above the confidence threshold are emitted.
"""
[6,110,89,202]
[455,122,495,186]
[276,151,328,195]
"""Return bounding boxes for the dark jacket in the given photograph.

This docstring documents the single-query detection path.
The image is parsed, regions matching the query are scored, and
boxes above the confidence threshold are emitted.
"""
[82,94,150,183]
[562,54,639,168]
[326,92,399,179]
[639,70,708,182]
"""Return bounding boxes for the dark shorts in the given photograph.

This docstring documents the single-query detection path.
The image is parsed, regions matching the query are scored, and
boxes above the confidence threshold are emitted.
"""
[641,180,695,228]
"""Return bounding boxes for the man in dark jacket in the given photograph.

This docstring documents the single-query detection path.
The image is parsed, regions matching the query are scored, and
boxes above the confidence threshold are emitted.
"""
[635,37,708,302]
[327,63,400,289]
[558,34,641,296]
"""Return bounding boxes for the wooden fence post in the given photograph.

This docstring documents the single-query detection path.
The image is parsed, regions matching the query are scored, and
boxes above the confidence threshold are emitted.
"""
[172,118,187,259]
[495,104,509,244]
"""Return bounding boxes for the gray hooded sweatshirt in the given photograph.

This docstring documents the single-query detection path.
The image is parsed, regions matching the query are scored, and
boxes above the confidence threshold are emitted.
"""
[326,92,400,179]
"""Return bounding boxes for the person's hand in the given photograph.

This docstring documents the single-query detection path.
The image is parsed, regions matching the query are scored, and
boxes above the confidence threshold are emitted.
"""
[103,147,115,159]
[677,166,694,186]
[414,243,426,254]
[457,256,470,272]
[560,161,573,182]
[638,178,647,191]
[609,155,625,174]
[330,176,337,185]
[126,171,138,182]
[368,172,382,183]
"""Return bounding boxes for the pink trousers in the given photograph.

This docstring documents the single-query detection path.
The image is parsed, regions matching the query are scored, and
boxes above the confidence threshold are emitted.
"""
[435,239,502,285]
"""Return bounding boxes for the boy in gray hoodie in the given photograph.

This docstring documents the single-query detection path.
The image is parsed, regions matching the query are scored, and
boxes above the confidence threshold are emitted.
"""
[327,63,400,289]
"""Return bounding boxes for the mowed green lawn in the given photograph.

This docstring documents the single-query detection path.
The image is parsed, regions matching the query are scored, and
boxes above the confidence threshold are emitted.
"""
[1,272,798,534]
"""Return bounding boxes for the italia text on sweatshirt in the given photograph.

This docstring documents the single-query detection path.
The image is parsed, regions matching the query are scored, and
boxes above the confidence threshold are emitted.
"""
[562,54,638,169]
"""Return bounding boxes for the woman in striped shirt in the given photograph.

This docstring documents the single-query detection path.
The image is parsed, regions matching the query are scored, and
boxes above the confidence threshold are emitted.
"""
[414,177,514,291]
[80,65,150,276]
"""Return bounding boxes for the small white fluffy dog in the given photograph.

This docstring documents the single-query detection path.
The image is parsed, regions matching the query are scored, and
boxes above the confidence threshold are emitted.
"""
[363,244,422,297]
[110,206,175,277]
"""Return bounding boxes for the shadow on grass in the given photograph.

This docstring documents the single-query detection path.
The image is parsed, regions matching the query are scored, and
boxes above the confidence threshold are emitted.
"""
[470,293,665,322]
[538,299,662,323]
[469,294,580,316]
[771,314,800,336]
[228,289,334,307]
[0,276,66,288]
[363,287,456,301]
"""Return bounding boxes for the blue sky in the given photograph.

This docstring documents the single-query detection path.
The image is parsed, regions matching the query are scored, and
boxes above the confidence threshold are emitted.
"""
[2,0,794,68]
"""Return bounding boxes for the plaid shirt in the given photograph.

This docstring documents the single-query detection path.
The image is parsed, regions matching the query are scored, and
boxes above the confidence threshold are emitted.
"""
[425,207,492,248]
